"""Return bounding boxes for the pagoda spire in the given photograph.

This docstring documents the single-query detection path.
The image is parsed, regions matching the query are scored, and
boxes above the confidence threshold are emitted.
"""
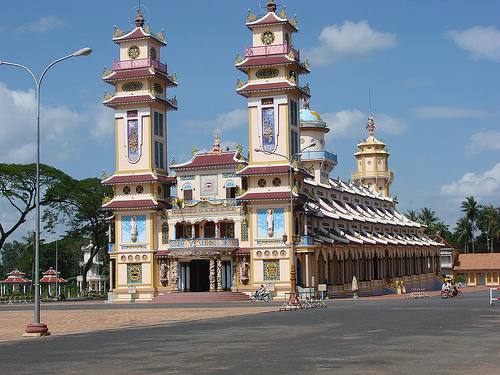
[267,0,277,13]
[366,111,376,138]
[135,9,145,27]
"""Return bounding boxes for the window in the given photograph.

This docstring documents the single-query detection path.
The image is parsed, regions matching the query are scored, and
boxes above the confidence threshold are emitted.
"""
[290,100,298,127]
[225,181,237,199]
[291,130,299,157]
[258,179,267,187]
[183,184,193,201]
[154,112,164,137]
[154,141,164,169]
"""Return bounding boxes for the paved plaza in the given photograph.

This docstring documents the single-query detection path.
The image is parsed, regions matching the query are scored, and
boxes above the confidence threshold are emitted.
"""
[0,287,499,374]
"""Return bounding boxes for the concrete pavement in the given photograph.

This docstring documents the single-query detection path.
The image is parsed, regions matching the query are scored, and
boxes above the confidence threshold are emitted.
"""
[0,286,494,342]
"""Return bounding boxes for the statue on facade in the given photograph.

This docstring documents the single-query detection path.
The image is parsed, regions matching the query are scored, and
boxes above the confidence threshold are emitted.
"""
[159,260,169,286]
[266,209,275,237]
[240,256,250,284]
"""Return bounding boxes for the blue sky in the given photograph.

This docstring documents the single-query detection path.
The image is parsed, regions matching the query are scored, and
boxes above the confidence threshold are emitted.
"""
[0,0,499,241]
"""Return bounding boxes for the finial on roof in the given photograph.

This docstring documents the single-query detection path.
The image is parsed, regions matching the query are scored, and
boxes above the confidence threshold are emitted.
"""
[366,111,376,137]
[211,130,222,155]
[135,9,145,27]
[267,0,277,13]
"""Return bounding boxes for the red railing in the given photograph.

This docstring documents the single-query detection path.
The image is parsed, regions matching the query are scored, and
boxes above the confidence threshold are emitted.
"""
[113,58,167,73]
[245,43,299,60]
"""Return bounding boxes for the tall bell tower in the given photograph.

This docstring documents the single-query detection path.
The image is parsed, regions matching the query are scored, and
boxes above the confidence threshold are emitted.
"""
[351,112,394,196]
[235,1,313,298]
[101,9,178,301]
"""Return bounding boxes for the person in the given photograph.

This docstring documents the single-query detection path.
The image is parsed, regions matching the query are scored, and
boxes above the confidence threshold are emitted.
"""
[451,283,459,297]
[441,281,450,294]
[257,285,266,298]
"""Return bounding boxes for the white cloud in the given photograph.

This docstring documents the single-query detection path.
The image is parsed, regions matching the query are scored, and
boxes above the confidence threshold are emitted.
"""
[468,129,500,155]
[15,16,66,34]
[412,106,491,119]
[181,108,247,132]
[304,20,397,66]
[440,163,500,201]
[445,26,500,62]
[213,108,247,131]
[322,109,406,141]
[0,82,106,165]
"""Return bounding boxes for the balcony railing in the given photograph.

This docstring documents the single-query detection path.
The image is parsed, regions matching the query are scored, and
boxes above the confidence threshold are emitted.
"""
[301,150,338,164]
[351,171,394,180]
[169,238,239,248]
[113,58,167,74]
[245,43,299,60]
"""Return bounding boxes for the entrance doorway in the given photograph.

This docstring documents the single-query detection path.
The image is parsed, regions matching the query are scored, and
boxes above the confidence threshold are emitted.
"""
[190,260,210,292]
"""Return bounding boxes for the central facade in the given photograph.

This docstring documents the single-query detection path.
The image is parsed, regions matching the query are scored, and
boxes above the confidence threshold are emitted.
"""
[103,2,441,302]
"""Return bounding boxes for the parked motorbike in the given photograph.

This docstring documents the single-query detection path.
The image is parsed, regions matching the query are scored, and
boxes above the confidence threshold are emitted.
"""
[250,291,270,302]
[441,288,463,299]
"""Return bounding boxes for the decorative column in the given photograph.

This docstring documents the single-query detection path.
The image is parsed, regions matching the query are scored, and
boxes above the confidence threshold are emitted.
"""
[232,259,237,290]
[209,258,216,292]
[217,257,223,291]
[171,259,179,293]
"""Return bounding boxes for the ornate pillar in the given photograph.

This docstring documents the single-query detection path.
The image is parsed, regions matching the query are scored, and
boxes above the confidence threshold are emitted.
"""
[232,259,237,290]
[209,257,216,292]
[217,257,223,291]
[171,259,179,293]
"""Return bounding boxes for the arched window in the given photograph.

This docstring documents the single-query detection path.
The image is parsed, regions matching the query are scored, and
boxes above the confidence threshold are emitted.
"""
[183,184,193,201]
[225,181,236,199]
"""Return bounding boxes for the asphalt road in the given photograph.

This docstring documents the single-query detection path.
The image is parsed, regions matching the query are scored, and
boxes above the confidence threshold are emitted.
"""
[1,291,499,375]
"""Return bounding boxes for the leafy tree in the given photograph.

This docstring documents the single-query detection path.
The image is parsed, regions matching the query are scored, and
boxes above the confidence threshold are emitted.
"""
[0,163,71,251]
[44,177,112,293]
[460,196,481,253]
[0,240,24,277]
[454,217,473,253]
[434,221,452,239]
[404,210,419,222]
[477,204,500,252]
[417,207,440,234]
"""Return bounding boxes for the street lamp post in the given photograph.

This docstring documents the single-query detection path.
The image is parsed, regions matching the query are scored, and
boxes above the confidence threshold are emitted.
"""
[255,141,316,301]
[1,47,92,336]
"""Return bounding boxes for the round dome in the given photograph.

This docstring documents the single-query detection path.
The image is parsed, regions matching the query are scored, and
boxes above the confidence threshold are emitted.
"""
[300,108,322,122]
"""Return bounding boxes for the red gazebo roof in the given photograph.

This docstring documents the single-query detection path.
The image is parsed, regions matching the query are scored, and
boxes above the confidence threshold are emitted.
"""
[39,268,67,284]
[2,269,31,284]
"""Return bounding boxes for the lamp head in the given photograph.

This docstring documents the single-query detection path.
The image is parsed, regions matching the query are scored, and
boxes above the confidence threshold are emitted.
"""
[73,47,92,57]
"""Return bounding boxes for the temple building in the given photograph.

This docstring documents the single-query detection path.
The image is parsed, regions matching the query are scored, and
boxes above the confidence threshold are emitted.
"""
[102,2,441,302]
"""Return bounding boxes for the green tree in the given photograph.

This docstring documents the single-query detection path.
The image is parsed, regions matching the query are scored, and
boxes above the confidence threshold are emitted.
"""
[0,163,70,251]
[44,177,112,293]
[404,210,419,222]
[454,217,473,253]
[434,221,452,239]
[417,207,440,234]
[477,204,500,252]
[0,240,24,277]
[460,196,481,253]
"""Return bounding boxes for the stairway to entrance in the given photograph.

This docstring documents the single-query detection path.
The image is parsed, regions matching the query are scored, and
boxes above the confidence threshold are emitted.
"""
[149,291,250,303]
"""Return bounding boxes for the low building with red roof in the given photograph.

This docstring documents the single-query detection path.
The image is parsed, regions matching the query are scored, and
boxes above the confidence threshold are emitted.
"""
[1,269,32,295]
[454,253,500,286]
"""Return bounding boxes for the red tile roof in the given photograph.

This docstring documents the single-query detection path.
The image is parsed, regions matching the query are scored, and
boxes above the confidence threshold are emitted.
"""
[103,68,176,85]
[113,27,167,45]
[171,151,244,171]
[236,81,310,98]
[102,172,175,186]
[236,164,311,177]
[236,56,309,74]
[236,190,301,201]
[103,198,170,210]
[103,94,177,110]
[246,12,298,32]
[454,253,500,271]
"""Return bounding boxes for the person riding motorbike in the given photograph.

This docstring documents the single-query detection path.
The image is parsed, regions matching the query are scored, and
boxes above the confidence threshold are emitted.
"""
[257,285,266,298]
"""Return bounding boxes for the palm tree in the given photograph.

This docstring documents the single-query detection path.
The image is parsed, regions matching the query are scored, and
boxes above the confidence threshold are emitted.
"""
[404,210,419,222]
[417,207,440,234]
[454,217,473,253]
[460,196,481,253]
[477,205,500,252]
[434,221,451,239]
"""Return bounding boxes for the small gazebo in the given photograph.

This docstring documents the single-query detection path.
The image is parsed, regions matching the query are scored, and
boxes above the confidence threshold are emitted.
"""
[40,267,67,297]
[1,269,32,295]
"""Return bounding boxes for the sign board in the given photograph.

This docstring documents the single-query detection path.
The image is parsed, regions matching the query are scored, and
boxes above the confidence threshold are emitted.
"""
[128,285,136,294]
[265,283,275,291]
[317,284,327,292]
